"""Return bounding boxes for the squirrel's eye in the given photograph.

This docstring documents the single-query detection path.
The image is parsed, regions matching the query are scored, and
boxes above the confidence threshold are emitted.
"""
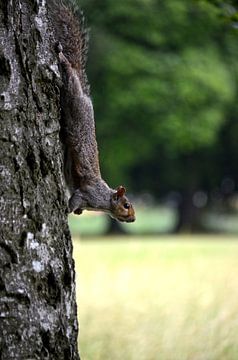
[124,203,130,210]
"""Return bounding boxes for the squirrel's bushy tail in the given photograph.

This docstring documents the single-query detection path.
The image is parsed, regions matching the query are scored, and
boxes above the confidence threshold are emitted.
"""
[48,0,90,95]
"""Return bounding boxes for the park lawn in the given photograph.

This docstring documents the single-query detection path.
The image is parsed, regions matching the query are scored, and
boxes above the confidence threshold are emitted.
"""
[73,236,238,360]
[69,206,177,236]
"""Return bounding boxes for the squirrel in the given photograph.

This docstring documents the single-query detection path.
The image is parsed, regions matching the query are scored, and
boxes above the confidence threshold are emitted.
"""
[48,0,135,223]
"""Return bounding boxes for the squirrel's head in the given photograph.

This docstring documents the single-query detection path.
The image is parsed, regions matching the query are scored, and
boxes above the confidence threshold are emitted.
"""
[110,186,136,223]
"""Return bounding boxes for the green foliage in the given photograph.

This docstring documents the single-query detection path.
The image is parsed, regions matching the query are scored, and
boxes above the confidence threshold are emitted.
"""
[79,0,238,194]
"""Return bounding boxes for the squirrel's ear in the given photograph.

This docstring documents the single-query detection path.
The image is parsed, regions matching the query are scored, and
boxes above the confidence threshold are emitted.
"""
[112,186,126,201]
[116,186,126,198]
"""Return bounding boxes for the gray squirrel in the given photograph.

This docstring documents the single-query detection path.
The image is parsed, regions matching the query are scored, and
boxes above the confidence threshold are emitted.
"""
[49,1,135,223]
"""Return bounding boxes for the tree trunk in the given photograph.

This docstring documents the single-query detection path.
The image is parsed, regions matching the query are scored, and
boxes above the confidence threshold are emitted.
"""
[175,189,197,233]
[105,217,127,235]
[0,1,79,359]
[173,154,205,233]
[174,189,204,233]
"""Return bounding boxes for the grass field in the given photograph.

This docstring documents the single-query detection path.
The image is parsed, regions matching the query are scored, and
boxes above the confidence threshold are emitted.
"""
[69,207,238,237]
[73,236,238,360]
[69,206,177,236]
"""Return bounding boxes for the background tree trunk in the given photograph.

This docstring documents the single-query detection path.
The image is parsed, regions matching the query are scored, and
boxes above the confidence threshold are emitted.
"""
[0,1,79,358]
[175,189,199,233]
[106,217,127,235]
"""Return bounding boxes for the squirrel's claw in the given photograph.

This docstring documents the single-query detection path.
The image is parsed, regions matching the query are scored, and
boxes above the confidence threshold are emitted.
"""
[74,208,83,215]
[55,41,63,54]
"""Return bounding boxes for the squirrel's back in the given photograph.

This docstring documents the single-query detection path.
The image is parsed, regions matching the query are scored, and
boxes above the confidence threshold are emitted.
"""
[48,0,90,95]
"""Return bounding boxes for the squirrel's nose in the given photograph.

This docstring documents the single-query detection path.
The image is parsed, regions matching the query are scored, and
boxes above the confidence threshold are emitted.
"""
[126,217,136,223]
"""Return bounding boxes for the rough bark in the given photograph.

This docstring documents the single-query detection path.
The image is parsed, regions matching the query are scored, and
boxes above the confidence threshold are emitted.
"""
[0,1,79,359]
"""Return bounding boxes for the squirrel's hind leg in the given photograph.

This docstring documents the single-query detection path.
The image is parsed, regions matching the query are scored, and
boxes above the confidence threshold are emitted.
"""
[55,41,72,70]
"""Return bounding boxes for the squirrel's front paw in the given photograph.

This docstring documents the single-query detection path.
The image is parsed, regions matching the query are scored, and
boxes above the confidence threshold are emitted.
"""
[74,208,83,215]
[68,190,84,213]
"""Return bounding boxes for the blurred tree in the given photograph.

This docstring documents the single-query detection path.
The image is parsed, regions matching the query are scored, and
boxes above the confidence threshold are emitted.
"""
[80,0,238,232]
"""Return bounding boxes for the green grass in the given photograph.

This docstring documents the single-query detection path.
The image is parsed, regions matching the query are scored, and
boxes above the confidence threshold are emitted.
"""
[69,206,176,237]
[73,236,238,360]
[69,207,238,237]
